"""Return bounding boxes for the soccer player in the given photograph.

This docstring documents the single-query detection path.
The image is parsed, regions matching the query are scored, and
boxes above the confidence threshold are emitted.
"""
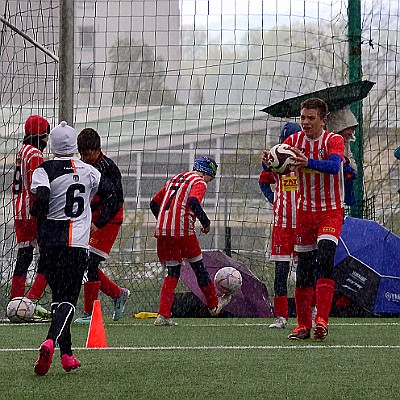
[32,121,101,375]
[259,122,301,329]
[275,98,345,340]
[150,156,231,326]
[395,146,400,160]
[326,108,358,206]
[74,128,130,324]
[11,115,51,319]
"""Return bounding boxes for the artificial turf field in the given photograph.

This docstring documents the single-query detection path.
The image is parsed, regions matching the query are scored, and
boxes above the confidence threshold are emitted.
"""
[0,317,399,400]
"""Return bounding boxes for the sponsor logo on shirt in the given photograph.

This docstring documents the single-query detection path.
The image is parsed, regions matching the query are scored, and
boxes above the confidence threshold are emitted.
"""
[323,226,336,233]
[282,176,298,191]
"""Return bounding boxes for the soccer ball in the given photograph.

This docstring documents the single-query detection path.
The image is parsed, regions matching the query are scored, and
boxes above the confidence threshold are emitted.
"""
[6,297,35,323]
[266,143,296,175]
[214,267,242,294]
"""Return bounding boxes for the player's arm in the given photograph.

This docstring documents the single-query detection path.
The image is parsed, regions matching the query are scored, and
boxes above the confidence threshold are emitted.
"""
[92,175,123,229]
[150,199,160,218]
[259,170,274,204]
[394,146,400,160]
[304,154,342,174]
[344,162,357,180]
[188,181,211,233]
[150,186,166,218]
[187,197,210,233]
[30,167,50,218]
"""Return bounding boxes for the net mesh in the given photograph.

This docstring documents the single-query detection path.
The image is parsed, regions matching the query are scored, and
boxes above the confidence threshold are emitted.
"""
[0,0,399,319]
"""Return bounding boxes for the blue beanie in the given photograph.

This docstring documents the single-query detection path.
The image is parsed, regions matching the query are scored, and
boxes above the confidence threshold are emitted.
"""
[279,122,301,143]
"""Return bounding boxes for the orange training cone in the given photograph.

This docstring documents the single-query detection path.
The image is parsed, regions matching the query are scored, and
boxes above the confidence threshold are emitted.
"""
[86,300,108,348]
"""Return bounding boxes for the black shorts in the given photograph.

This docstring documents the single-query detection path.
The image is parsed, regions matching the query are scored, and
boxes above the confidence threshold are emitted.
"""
[38,246,88,305]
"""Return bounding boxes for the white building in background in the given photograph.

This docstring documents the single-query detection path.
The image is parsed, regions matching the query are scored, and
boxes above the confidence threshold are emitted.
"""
[75,0,182,106]
[0,0,181,107]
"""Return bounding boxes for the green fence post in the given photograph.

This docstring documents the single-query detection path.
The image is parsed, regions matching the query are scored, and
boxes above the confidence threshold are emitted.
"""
[348,0,364,218]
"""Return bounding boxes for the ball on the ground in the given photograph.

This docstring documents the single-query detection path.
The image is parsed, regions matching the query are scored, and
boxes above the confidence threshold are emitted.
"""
[266,143,296,175]
[214,267,242,294]
[6,297,35,323]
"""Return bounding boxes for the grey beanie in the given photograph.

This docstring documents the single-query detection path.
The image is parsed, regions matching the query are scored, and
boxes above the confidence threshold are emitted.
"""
[50,121,78,155]
[326,108,358,133]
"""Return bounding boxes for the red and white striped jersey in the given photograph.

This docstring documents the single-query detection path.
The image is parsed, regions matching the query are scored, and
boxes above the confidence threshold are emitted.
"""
[284,130,345,212]
[153,171,207,237]
[12,144,44,220]
[259,170,298,228]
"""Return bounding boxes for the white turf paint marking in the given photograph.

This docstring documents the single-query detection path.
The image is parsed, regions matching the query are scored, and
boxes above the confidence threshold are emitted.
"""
[1,321,400,328]
[1,344,400,353]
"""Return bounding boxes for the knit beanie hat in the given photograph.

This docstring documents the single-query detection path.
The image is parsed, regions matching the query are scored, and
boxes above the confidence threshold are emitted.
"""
[50,121,78,155]
[24,115,50,136]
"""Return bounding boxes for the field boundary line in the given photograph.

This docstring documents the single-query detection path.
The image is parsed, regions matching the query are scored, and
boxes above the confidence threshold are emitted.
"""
[2,344,400,352]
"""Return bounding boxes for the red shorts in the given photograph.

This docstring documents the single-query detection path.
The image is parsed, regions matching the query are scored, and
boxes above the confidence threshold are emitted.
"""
[295,208,344,252]
[89,222,122,259]
[14,219,37,247]
[269,225,297,261]
[157,235,202,265]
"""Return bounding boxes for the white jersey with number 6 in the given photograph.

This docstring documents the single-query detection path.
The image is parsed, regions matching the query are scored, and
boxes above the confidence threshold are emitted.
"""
[31,156,101,248]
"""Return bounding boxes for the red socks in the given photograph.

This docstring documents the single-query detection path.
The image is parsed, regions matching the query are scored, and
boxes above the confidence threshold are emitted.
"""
[273,296,289,320]
[11,275,26,299]
[27,273,48,300]
[294,287,314,329]
[200,282,218,310]
[158,276,179,318]
[315,278,335,322]
[83,281,101,315]
[98,269,121,299]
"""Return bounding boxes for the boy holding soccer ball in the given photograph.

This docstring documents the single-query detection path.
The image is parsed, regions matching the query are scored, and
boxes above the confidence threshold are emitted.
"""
[150,156,231,326]
[280,98,345,340]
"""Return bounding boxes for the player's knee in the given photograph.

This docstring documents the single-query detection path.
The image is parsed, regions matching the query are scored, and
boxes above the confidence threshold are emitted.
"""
[316,239,337,279]
[274,261,290,296]
[167,264,181,279]
[14,247,34,275]
[87,253,103,281]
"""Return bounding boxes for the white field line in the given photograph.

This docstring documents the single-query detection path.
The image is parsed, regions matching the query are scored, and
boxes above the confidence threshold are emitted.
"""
[1,344,400,353]
[1,321,400,327]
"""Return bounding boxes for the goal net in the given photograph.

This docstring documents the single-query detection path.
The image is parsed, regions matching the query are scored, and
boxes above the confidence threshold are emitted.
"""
[1,0,399,319]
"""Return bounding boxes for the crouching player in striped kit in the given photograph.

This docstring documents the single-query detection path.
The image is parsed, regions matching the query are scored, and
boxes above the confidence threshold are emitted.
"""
[281,98,345,340]
[31,122,101,375]
[150,156,231,326]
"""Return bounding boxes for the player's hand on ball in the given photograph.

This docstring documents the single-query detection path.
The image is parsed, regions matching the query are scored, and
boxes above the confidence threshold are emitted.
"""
[262,149,269,167]
[291,147,308,167]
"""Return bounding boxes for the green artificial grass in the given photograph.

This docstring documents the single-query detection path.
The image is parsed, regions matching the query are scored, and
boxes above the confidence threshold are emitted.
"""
[0,318,399,399]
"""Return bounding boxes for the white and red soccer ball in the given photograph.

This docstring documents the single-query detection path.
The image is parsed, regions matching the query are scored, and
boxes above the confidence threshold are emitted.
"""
[266,143,296,175]
[214,267,242,294]
[6,297,35,323]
